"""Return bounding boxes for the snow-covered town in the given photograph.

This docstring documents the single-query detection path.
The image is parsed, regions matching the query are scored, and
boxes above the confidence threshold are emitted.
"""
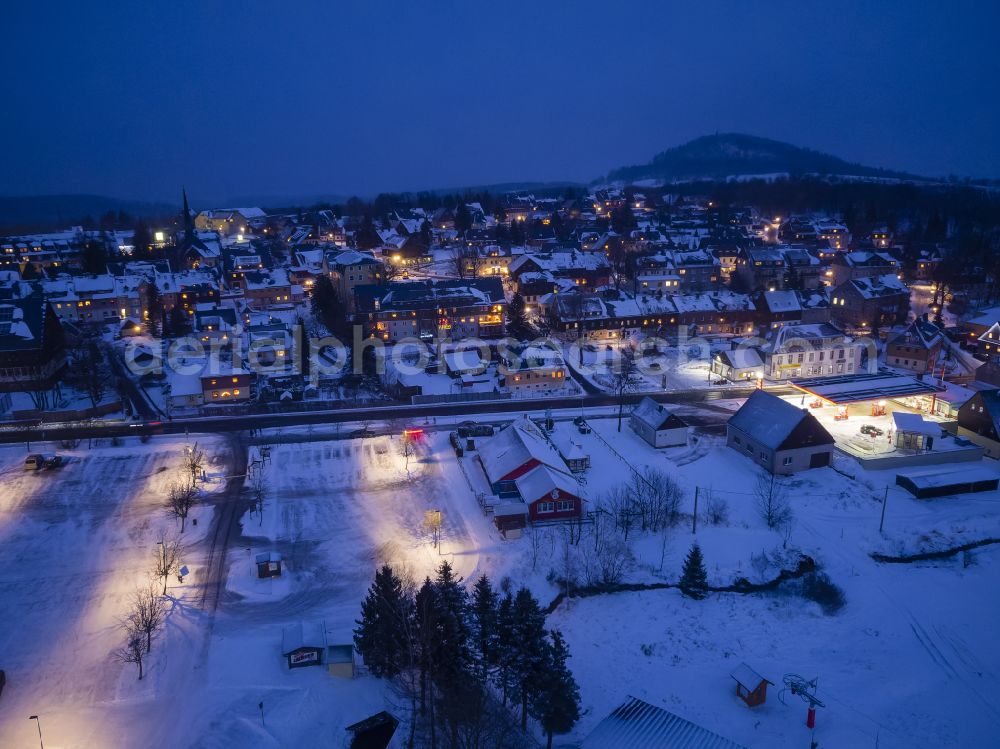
[4,4,1000,749]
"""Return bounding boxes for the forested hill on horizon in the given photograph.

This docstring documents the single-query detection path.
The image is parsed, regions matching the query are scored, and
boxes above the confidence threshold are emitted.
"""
[4,133,999,231]
[605,133,924,184]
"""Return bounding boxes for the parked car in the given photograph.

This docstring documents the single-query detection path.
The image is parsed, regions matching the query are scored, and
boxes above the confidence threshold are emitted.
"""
[43,454,63,469]
[573,416,592,434]
[457,421,494,438]
[24,454,44,471]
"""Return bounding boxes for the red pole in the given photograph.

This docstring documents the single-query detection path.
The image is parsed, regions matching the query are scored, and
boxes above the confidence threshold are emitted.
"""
[806,707,816,729]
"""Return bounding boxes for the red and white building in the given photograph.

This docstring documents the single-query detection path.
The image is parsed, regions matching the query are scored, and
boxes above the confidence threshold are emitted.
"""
[476,417,584,532]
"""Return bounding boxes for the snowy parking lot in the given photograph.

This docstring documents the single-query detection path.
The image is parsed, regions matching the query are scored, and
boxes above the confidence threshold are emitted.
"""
[0,406,998,748]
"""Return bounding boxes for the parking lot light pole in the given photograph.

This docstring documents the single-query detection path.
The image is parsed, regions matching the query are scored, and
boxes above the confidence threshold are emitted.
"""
[29,715,44,749]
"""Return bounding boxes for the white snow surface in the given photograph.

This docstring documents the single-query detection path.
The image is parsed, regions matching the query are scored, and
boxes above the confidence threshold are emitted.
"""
[0,409,998,749]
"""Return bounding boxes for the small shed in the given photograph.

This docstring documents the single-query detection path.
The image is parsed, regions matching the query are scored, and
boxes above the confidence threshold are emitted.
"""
[558,441,590,473]
[731,662,772,707]
[895,466,1000,498]
[282,621,326,669]
[630,396,689,448]
[255,551,283,578]
[346,711,400,749]
[891,411,941,451]
[326,644,356,678]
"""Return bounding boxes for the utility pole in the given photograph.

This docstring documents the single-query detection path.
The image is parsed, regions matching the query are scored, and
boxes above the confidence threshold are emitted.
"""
[692,487,699,534]
[879,487,888,533]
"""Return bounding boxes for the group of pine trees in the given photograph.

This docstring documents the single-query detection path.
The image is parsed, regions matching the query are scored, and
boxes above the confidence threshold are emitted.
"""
[354,562,581,749]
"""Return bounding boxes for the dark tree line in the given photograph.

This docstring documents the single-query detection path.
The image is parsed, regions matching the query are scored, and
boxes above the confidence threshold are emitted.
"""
[354,563,581,749]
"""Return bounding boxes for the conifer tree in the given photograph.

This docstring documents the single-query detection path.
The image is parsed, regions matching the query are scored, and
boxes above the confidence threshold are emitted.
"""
[509,587,550,729]
[495,590,516,704]
[414,577,439,716]
[471,575,500,682]
[353,565,412,677]
[680,543,708,599]
[431,561,473,683]
[531,630,581,749]
[506,293,529,340]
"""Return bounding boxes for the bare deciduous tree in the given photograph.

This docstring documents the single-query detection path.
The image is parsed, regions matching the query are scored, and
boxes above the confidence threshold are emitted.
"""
[611,347,639,432]
[604,485,636,540]
[128,583,167,653]
[166,481,197,532]
[754,473,793,530]
[113,623,146,680]
[629,467,684,531]
[592,531,631,585]
[184,442,205,483]
[251,473,268,527]
[400,432,418,477]
[154,532,183,595]
[702,490,730,526]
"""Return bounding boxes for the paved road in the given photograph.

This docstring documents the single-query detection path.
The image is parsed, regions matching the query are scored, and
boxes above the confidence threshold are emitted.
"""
[0,386,796,444]
[197,431,249,615]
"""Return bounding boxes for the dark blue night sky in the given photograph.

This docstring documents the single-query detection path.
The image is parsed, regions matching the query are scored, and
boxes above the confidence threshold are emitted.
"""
[3,0,998,202]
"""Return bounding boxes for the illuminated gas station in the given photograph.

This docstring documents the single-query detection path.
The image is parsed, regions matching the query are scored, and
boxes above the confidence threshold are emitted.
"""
[780,373,952,458]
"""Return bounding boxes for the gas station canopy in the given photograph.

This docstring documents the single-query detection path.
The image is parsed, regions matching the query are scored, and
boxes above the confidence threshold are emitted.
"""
[789,373,944,404]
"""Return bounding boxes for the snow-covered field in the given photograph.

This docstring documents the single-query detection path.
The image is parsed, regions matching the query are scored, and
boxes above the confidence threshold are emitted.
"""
[1,408,998,748]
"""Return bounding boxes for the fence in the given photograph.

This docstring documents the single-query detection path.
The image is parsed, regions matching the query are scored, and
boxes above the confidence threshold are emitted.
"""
[411,391,512,405]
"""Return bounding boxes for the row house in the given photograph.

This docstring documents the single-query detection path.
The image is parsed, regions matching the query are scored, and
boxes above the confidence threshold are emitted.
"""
[736,248,786,291]
[378,232,431,266]
[754,289,832,331]
[194,207,266,236]
[153,270,220,316]
[710,246,740,281]
[2,230,121,274]
[670,291,756,336]
[193,305,238,345]
[781,246,825,289]
[0,289,67,392]
[886,317,943,374]
[830,274,910,331]
[287,248,326,288]
[41,274,145,325]
[828,251,899,287]
[460,245,518,277]
[358,278,506,342]
[242,269,295,311]
[326,250,383,312]
[508,252,611,289]
[177,230,223,270]
[223,246,272,290]
[814,221,851,250]
[499,343,569,395]
[760,323,863,380]
[670,249,717,291]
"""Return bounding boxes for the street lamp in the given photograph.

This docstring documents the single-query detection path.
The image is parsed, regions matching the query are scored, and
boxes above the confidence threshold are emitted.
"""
[29,715,44,749]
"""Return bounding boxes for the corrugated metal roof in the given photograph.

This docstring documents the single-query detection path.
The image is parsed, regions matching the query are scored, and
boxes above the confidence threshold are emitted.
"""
[580,696,748,749]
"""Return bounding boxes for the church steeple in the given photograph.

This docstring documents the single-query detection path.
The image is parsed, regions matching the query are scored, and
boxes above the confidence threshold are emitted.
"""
[182,187,194,239]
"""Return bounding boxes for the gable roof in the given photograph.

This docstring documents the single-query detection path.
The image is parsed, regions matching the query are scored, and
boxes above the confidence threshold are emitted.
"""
[0,291,56,353]
[478,416,566,484]
[632,396,689,431]
[728,390,833,450]
[513,463,582,503]
[581,696,748,749]
[731,662,772,691]
[716,347,763,371]
[889,318,942,349]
